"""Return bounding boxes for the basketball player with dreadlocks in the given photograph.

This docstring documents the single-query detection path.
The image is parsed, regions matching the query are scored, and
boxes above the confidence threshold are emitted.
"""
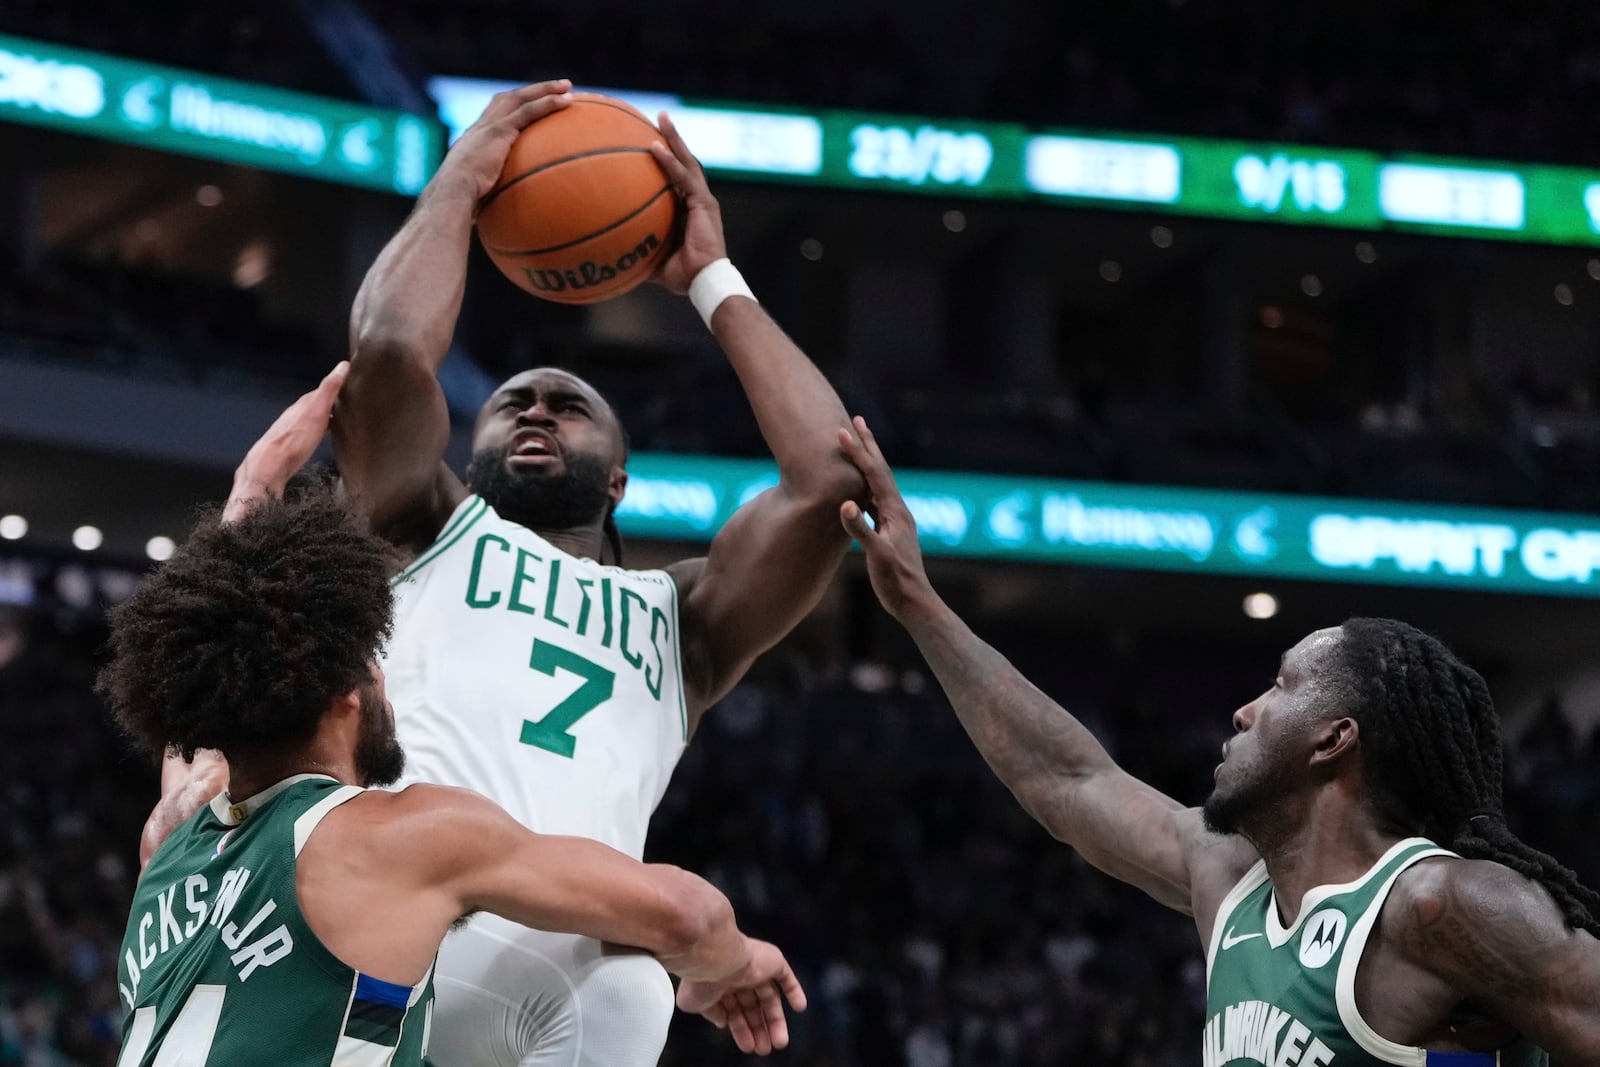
[838,416,1599,1065]
[178,80,864,1067]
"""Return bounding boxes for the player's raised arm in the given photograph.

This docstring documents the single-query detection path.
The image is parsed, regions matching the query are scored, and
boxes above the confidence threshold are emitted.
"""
[649,114,866,720]
[363,785,807,1055]
[138,749,228,873]
[838,417,1255,918]
[139,362,356,872]
[336,81,573,544]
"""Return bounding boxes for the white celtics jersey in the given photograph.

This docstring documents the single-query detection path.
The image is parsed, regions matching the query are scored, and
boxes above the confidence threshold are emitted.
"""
[383,494,688,859]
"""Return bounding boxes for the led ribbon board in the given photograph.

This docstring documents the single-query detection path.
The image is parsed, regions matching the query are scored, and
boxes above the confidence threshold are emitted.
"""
[615,452,1600,598]
[0,33,440,194]
[3,44,1594,240]
[429,76,1600,247]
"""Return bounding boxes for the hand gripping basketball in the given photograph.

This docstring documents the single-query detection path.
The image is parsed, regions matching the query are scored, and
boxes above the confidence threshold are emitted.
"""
[476,94,686,303]
[647,111,729,296]
[437,79,575,203]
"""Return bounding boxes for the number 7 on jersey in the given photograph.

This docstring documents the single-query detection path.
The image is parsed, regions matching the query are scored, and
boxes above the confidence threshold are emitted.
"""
[519,639,615,758]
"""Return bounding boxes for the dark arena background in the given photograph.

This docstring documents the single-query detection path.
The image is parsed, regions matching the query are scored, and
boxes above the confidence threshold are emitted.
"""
[2,2,1599,1064]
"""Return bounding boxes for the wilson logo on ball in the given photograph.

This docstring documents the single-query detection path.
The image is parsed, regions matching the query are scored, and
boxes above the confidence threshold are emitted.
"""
[518,233,664,295]
[477,93,683,305]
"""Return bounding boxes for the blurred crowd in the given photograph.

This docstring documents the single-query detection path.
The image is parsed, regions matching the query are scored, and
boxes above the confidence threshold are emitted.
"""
[394,1,1600,167]
[1,592,1595,1066]
[0,258,319,392]
[6,1,1600,165]
[0,606,145,1067]
[8,247,1600,515]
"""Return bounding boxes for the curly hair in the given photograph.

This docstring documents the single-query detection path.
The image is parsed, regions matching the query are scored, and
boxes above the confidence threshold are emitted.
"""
[1332,617,1600,936]
[97,485,394,764]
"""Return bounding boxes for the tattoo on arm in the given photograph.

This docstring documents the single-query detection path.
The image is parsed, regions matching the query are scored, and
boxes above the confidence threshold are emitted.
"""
[1397,861,1600,1058]
[907,604,1113,830]
[904,604,1205,913]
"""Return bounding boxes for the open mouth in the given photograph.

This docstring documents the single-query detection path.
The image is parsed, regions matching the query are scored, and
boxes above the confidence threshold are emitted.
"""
[510,431,559,461]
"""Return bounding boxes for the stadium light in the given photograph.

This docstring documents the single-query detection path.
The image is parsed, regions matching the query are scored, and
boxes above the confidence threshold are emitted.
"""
[1242,592,1279,619]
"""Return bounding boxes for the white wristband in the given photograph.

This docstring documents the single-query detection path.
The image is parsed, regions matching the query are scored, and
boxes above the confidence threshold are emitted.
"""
[688,258,755,328]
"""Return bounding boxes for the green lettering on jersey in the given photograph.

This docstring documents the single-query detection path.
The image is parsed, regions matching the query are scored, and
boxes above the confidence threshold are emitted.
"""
[544,559,571,629]
[619,588,647,669]
[645,606,668,700]
[600,578,614,647]
[509,548,543,615]
[574,578,595,637]
[519,640,616,759]
[465,534,510,608]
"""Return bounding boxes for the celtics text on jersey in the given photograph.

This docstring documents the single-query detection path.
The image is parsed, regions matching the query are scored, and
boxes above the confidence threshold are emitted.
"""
[381,495,689,858]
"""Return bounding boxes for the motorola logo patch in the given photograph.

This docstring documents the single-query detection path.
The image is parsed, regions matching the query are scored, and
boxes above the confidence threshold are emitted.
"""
[1298,908,1348,968]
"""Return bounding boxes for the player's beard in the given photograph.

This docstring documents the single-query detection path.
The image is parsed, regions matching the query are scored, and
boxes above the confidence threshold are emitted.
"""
[465,446,614,532]
[1201,750,1296,837]
[353,683,405,788]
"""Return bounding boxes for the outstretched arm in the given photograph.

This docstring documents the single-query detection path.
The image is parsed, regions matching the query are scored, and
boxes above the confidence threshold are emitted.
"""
[650,114,864,721]
[838,417,1254,918]
[139,750,228,873]
[335,80,573,545]
[223,361,348,517]
[392,786,807,1055]
[143,363,354,871]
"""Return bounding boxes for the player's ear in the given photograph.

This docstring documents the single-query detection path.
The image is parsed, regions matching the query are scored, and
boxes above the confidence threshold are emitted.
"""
[1309,716,1359,767]
[330,687,362,727]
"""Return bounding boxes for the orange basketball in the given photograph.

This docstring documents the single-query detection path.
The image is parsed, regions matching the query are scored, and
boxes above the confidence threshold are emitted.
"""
[476,94,681,304]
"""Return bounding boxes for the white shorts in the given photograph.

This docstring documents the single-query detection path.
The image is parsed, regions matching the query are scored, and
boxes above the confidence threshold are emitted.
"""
[425,913,675,1067]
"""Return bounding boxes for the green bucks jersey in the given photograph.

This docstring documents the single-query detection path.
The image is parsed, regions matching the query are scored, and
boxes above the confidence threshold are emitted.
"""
[116,775,435,1067]
[1203,837,1547,1067]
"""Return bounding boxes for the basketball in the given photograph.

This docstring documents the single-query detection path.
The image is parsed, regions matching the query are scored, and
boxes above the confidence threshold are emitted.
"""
[476,94,682,304]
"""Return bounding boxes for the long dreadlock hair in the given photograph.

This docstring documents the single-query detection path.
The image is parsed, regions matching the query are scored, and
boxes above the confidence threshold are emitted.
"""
[1331,617,1600,936]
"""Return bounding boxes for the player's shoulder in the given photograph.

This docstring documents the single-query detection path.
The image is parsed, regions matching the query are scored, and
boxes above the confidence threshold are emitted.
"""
[581,555,688,594]
[1389,852,1541,912]
[662,555,705,596]
[343,782,493,819]
[1382,854,1572,976]
[355,466,469,564]
[304,785,520,887]
[311,783,495,845]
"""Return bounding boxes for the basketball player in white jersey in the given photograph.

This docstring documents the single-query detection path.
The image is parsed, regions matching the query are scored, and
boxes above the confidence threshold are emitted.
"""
[326,80,860,1065]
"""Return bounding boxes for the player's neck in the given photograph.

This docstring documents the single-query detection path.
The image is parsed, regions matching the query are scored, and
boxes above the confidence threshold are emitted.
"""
[522,522,607,564]
[1255,797,1406,927]
[227,751,358,800]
